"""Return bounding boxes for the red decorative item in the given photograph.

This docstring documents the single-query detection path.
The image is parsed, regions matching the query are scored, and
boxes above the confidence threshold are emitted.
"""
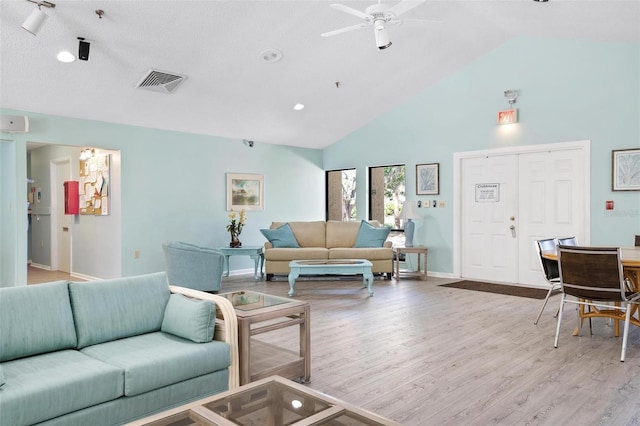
[64,181,79,215]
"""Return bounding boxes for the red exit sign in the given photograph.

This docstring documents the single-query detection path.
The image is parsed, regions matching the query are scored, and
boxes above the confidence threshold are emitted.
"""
[497,108,518,124]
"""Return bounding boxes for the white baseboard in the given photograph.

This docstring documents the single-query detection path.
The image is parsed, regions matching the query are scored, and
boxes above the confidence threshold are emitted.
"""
[29,263,51,271]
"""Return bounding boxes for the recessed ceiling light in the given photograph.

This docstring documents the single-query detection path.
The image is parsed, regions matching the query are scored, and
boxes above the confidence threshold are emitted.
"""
[293,103,305,111]
[260,49,283,64]
[57,51,75,63]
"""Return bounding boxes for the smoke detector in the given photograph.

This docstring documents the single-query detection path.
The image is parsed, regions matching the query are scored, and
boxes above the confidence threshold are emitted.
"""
[136,69,187,94]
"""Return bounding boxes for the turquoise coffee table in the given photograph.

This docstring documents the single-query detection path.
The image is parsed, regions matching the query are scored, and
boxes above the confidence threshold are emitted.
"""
[218,246,264,281]
[288,259,374,297]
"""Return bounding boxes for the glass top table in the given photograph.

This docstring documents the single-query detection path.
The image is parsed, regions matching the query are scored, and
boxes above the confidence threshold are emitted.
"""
[128,375,400,425]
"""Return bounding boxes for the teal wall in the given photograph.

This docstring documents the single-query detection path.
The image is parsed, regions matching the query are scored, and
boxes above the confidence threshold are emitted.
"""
[324,38,640,274]
[2,37,639,284]
[0,112,324,286]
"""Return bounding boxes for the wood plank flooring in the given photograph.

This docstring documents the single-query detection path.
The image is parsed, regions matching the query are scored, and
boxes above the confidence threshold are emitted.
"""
[27,269,640,424]
[222,274,640,425]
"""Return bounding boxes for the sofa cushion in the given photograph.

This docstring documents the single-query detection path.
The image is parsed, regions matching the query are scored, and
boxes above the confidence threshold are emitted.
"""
[260,223,300,248]
[329,247,394,260]
[354,220,391,248]
[0,280,77,362]
[264,247,329,261]
[0,364,5,388]
[69,272,171,349]
[80,332,231,397]
[0,350,124,426]
[271,221,326,247]
[161,294,216,343]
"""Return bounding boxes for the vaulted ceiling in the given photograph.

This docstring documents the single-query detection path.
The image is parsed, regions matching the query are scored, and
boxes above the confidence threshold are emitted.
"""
[1,1,638,149]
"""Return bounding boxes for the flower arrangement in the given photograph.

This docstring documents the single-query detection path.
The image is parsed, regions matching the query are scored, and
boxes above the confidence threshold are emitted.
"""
[226,209,246,247]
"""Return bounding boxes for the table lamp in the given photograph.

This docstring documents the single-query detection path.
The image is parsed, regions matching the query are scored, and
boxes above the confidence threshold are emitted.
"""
[398,201,421,247]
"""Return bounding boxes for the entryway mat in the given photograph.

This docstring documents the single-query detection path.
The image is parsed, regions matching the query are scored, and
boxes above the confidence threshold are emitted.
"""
[439,280,558,299]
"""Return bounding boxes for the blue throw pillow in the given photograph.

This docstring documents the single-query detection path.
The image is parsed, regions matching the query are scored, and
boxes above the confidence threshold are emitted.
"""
[354,220,391,248]
[161,294,216,343]
[260,223,300,248]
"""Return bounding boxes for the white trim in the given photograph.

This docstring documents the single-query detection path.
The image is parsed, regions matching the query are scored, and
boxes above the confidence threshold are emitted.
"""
[453,140,591,280]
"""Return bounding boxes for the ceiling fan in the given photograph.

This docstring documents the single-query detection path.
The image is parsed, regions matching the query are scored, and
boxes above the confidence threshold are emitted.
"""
[321,0,435,50]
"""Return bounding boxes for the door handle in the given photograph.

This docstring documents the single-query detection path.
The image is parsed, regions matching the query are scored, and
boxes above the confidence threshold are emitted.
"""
[509,225,516,238]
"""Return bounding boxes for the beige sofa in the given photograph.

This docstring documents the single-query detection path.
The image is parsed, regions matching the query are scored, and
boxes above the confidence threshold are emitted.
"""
[263,220,393,280]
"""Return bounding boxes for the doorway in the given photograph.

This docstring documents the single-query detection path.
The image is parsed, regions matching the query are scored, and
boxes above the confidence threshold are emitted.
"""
[454,141,590,287]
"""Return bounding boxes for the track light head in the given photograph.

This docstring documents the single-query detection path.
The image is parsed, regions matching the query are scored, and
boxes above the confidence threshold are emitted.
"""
[22,7,48,35]
[22,1,56,36]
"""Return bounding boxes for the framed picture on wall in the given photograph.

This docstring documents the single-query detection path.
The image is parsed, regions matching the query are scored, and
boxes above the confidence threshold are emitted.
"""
[416,163,439,195]
[226,173,264,210]
[612,148,640,191]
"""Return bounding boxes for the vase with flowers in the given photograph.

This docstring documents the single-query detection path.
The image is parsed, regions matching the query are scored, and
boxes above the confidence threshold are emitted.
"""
[226,209,246,248]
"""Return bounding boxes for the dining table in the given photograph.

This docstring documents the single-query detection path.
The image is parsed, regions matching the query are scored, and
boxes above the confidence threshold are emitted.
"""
[541,246,640,337]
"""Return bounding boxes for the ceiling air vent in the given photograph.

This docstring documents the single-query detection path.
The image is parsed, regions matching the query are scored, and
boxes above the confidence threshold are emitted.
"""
[136,69,187,94]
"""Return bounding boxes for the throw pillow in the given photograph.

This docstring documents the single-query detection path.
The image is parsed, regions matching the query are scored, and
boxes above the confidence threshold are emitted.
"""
[161,294,216,343]
[260,223,300,248]
[0,364,5,388]
[354,220,391,248]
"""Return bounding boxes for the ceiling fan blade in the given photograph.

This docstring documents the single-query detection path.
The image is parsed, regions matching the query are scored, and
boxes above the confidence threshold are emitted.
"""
[321,22,370,37]
[387,0,426,18]
[329,3,372,20]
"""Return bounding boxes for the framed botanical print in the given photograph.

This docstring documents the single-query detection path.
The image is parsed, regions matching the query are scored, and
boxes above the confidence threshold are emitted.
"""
[612,148,640,191]
[416,163,439,195]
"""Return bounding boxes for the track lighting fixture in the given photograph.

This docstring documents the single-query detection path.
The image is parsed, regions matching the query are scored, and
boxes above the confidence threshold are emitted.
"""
[22,0,55,36]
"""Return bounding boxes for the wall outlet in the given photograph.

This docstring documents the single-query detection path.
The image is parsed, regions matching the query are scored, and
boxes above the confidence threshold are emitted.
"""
[134,250,140,259]
[439,201,446,208]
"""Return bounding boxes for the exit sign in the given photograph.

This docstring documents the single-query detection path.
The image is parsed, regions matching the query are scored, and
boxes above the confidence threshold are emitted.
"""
[497,108,518,124]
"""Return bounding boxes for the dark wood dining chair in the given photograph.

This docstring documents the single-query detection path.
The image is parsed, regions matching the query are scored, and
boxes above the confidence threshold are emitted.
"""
[554,245,640,362]
[534,238,561,325]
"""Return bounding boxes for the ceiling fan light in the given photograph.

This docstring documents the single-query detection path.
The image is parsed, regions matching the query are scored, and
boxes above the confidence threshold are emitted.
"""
[22,7,48,35]
[375,27,392,50]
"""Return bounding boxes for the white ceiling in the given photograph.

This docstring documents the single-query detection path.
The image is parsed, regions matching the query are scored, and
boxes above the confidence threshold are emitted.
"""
[1,1,638,149]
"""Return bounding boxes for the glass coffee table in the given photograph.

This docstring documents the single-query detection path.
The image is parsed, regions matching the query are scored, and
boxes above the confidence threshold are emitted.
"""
[288,259,374,297]
[128,375,400,425]
[218,290,310,385]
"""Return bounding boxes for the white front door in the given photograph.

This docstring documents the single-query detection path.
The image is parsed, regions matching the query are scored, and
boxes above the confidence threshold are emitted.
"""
[457,142,589,286]
[517,148,587,285]
[461,155,518,283]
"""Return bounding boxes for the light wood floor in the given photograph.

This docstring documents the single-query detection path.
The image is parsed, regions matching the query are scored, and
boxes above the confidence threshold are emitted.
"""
[27,269,640,424]
[27,265,84,284]
[221,274,640,425]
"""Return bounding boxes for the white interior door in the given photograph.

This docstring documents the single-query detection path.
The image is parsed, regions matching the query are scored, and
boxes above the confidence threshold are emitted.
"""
[458,142,589,286]
[461,155,518,283]
[53,159,71,273]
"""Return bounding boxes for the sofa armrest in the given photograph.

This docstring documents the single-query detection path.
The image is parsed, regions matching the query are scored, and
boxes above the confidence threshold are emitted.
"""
[169,285,239,390]
[264,242,273,249]
[384,241,392,248]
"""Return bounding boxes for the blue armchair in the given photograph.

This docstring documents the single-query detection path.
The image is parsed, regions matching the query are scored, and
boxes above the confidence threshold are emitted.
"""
[162,241,225,292]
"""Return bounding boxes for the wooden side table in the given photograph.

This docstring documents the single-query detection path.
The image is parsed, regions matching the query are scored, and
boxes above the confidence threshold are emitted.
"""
[218,246,264,281]
[393,246,428,280]
[218,290,311,385]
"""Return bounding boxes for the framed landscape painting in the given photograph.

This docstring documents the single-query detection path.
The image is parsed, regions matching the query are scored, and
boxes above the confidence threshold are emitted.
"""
[226,173,264,210]
[416,163,439,195]
[612,148,640,191]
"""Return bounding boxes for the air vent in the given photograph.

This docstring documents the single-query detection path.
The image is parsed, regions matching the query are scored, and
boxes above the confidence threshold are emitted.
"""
[136,69,187,94]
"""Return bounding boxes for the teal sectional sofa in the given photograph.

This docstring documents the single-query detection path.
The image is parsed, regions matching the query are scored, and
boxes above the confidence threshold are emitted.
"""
[0,272,239,426]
